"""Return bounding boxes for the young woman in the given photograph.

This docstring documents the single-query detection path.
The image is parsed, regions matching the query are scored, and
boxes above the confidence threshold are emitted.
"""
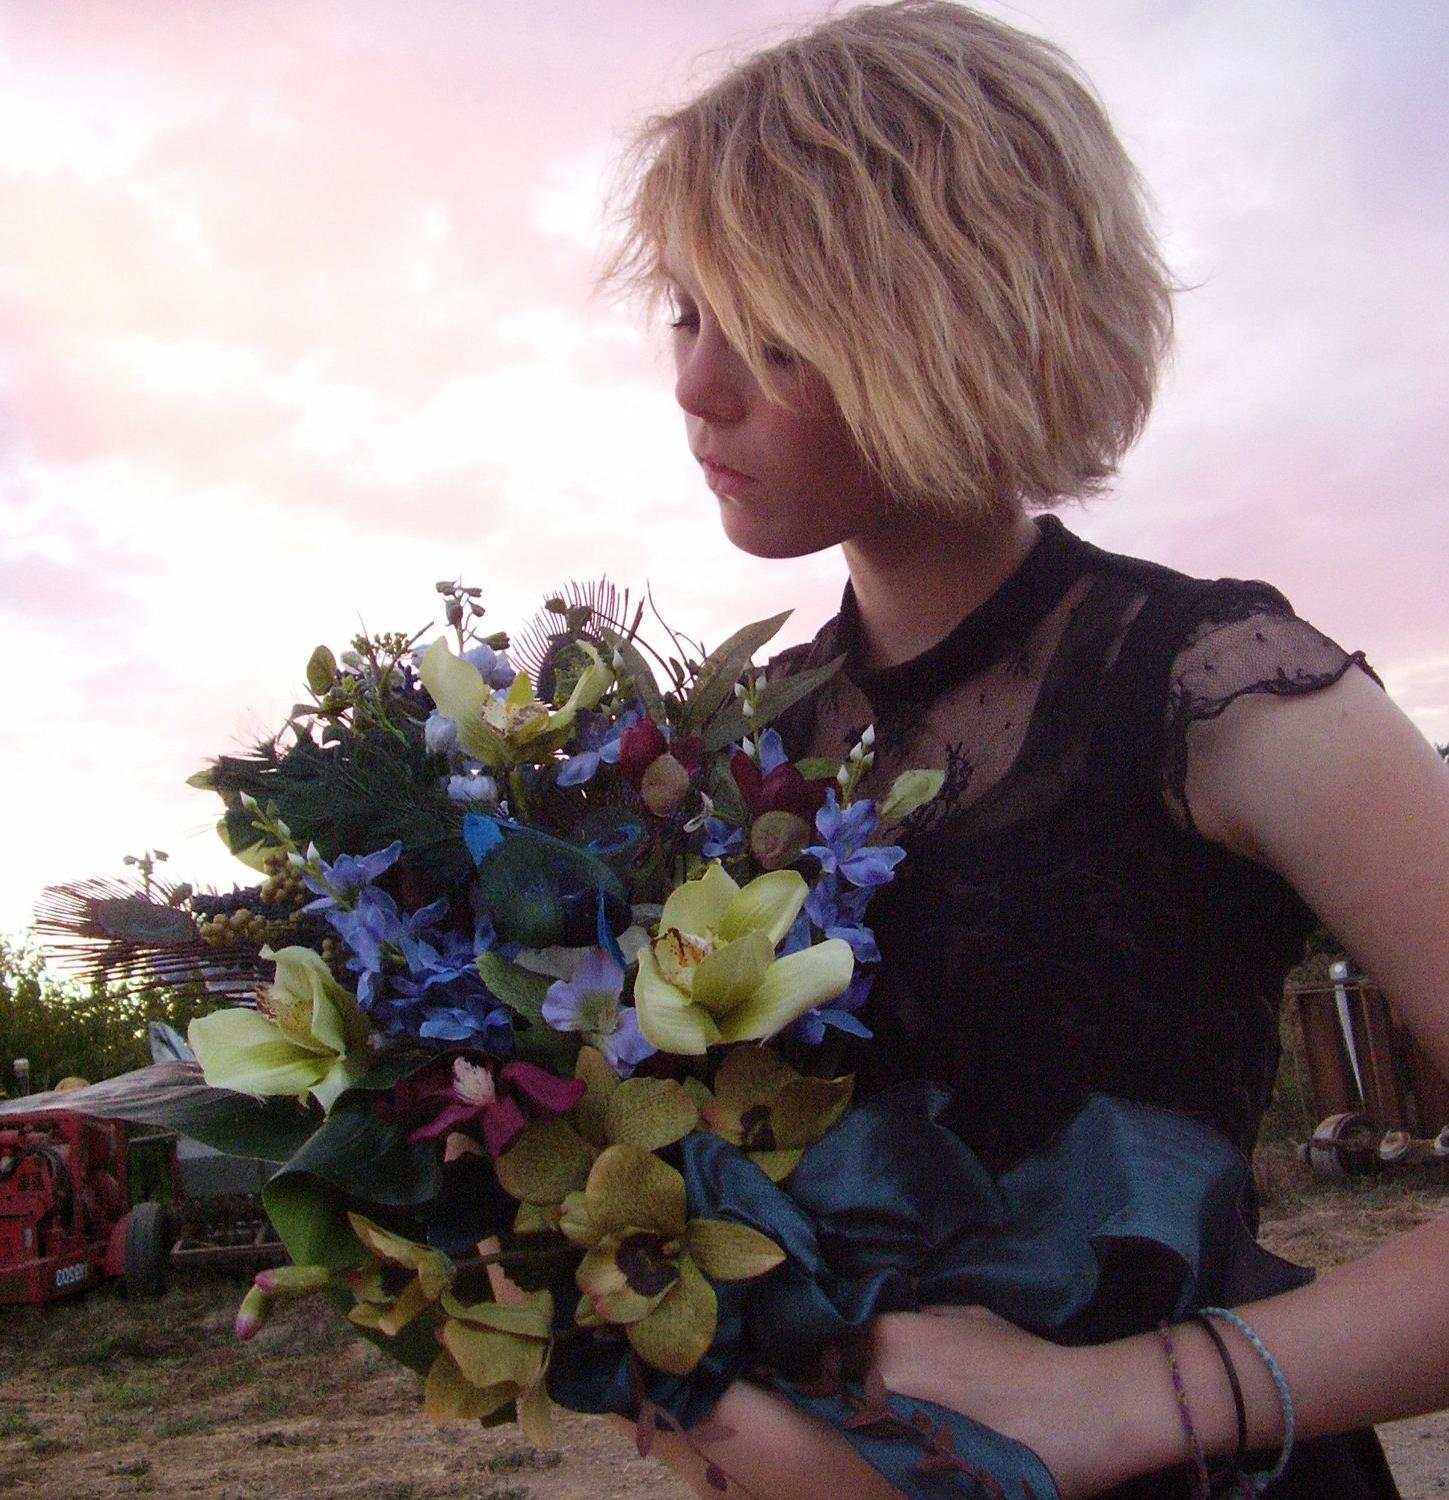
[604,4,1449,1496]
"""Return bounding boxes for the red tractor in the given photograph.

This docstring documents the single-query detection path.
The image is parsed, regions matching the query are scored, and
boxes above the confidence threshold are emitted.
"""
[0,1109,170,1307]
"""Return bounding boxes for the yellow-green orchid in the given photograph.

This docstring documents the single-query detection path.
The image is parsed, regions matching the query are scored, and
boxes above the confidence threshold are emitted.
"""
[424,1288,555,1445]
[633,863,854,1055]
[562,1143,785,1377]
[420,637,612,768]
[699,1046,853,1182]
[493,1046,697,1235]
[188,945,371,1113]
[344,1212,455,1336]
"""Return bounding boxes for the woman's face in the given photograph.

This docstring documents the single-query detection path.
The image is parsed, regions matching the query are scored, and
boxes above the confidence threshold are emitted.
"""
[665,265,892,560]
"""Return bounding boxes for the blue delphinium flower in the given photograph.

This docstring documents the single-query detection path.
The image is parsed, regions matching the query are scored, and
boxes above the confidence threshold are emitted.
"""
[301,840,404,915]
[700,817,745,860]
[806,791,906,888]
[753,727,789,773]
[462,641,516,689]
[793,970,875,1046]
[541,947,655,1077]
[327,886,448,1007]
[555,706,642,789]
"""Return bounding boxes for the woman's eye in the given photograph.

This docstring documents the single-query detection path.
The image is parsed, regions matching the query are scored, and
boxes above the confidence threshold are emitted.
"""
[665,293,698,333]
[762,343,795,369]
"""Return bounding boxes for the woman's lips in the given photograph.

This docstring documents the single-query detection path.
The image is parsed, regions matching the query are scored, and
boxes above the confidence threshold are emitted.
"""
[698,457,756,499]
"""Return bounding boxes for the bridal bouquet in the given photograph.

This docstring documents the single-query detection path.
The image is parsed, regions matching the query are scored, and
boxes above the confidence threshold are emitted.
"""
[34,580,1297,1500]
[42,580,943,1448]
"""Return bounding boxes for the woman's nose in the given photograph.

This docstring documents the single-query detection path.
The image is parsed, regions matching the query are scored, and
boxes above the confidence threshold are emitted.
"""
[674,328,749,425]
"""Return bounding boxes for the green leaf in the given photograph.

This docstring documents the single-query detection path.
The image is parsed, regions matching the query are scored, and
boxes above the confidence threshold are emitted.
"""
[262,1174,362,1269]
[476,952,552,1025]
[679,611,792,735]
[601,633,664,718]
[795,757,842,781]
[877,769,946,823]
[477,952,579,1071]
[350,1047,437,1093]
[702,654,845,754]
[269,1098,442,1209]
[305,644,338,695]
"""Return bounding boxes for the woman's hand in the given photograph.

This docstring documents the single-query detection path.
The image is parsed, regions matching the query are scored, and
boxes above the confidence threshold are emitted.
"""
[847,1307,1133,1499]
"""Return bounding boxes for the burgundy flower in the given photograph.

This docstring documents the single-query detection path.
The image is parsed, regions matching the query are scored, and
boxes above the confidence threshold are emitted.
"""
[618,719,668,787]
[380,1054,585,1159]
[730,749,830,821]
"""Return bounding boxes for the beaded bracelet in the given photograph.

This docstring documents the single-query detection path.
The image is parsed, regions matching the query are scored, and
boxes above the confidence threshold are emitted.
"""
[1199,1306,1296,1491]
[1157,1323,1212,1499]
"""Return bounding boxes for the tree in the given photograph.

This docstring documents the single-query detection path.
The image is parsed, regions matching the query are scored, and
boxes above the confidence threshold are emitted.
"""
[0,937,213,1095]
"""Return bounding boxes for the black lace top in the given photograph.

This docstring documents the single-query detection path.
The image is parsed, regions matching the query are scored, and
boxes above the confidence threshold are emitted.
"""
[774,514,1374,1174]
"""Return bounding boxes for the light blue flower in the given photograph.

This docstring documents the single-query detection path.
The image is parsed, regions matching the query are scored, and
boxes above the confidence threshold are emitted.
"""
[541,947,655,1077]
[462,642,516,690]
[700,817,745,861]
[805,792,906,889]
[301,840,404,914]
[555,706,642,789]
[792,970,875,1047]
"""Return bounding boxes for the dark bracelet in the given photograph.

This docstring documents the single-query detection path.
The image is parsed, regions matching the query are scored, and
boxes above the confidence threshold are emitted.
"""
[1190,1312,1249,1474]
[1199,1306,1296,1493]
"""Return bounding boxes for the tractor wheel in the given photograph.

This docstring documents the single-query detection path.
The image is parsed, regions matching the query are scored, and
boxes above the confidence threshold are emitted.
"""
[124,1201,173,1298]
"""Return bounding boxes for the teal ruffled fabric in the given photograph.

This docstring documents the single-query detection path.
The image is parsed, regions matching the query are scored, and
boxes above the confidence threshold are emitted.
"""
[548,1086,1309,1498]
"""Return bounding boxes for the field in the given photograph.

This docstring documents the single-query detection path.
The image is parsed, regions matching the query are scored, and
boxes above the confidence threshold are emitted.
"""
[2,1153,1446,1499]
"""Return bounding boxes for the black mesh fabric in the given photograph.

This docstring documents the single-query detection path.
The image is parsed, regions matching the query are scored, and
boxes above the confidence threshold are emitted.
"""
[774,515,1374,1170]
[769,514,1398,1497]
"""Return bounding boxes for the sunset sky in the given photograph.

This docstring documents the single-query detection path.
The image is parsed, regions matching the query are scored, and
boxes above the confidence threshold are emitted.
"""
[2,0,1446,938]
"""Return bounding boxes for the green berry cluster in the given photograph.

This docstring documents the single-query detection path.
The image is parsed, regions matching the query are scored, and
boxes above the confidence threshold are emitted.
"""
[259,850,308,911]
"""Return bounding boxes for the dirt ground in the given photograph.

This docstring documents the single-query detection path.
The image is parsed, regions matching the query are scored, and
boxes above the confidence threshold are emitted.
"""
[3,1154,1445,1500]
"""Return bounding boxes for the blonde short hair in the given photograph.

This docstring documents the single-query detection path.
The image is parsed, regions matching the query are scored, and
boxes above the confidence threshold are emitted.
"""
[609,1,1174,519]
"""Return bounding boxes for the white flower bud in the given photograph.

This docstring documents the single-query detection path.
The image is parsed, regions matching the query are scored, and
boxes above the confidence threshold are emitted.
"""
[836,765,851,787]
[238,792,260,812]
[741,699,755,719]
[862,724,876,749]
[862,751,875,770]
[733,681,747,699]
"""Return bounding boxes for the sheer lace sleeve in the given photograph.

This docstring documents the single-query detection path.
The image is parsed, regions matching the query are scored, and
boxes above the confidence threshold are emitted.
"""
[1159,585,1377,828]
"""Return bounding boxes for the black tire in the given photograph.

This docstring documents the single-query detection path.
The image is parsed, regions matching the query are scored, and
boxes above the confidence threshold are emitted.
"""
[124,1201,173,1298]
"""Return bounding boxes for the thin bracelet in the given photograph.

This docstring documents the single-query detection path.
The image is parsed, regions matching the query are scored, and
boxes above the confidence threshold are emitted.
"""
[1199,1307,1296,1490]
[1157,1323,1212,1499]
[1189,1312,1249,1474]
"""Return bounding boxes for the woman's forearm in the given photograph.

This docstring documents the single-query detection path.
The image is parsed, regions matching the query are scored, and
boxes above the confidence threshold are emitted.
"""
[867,1211,1449,1496]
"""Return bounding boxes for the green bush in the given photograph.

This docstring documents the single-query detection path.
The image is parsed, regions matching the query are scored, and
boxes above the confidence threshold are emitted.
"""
[0,937,213,1095]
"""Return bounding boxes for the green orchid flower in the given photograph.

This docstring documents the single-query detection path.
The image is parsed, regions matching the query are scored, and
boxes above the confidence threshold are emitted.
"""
[494,1046,697,1235]
[420,638,612,768]
[424,1288,555,1446]
[562,1143,785,1377]
[699,1046,853,1182]
[344,1213,455,1336]
[187,945,371,1113]
[633,863,854,1055]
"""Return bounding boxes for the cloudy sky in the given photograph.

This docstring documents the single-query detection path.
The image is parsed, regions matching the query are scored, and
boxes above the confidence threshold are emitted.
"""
[1,0,1446,936]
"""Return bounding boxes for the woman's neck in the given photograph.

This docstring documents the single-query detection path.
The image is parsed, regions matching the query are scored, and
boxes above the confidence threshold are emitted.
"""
[841,507,1040,672]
